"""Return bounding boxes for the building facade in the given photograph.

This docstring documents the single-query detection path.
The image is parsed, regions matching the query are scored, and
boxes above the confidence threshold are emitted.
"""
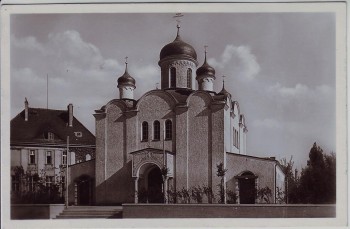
[94,25,285,205]
[10,99,96,205]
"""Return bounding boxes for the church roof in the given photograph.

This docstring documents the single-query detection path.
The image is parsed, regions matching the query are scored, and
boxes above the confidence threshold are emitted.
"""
[159,26,197,62]
[11,108,95,147]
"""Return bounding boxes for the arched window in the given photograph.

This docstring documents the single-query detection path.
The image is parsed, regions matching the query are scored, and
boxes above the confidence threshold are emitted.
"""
[233,127,235,147]
[170,67,176,88]
[165,120,172,140]
[187,68,192,88]
[153,120,160,141]
[142,121,149,141]
[85,154,91,161]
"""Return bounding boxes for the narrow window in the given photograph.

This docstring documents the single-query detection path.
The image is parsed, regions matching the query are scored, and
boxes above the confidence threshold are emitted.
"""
[142,121,149,141]
[62,151,67,165]
[237,130,240,149]
[11,175,20,192]
[187,68,192,88]
[48,132,54,140]
[170,67,176,88]
[46,176,54,188]
[28,175,35,192]
[46,151,52,164]
[233,128,235,147]
[153,121,160,141]
[61,176,66,193]
[29,150,36,164]
[165,120,172,140]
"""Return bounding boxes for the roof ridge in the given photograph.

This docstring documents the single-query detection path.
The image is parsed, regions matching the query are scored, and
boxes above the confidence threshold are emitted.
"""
[29,107,67,112]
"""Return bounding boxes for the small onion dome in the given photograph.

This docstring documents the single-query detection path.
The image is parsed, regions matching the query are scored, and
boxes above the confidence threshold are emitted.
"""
[117,61,136,88]
[218,80,231,98]
[160,26,197,61]
[196,49,215,78]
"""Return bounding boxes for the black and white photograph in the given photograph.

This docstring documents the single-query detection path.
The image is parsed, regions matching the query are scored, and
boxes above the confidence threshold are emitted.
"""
[1,2,347,228]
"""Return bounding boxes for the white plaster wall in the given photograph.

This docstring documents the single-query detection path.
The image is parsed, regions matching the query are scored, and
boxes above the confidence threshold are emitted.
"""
[199,77,214,91]
[119,86,134,100]
[231,103,240,154]
[224,106,231,153]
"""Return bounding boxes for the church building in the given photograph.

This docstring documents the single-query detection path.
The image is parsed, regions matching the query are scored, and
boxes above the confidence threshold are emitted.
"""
[93,24,285,205]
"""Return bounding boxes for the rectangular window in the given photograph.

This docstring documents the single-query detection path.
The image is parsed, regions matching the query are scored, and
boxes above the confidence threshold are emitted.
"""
[11,175,20,192]
[62,151,67,165]
[46,151,52,164]
[46,176,54,188]
[28,175,36,192]
[29,150,36,164]
[48,132,54,140]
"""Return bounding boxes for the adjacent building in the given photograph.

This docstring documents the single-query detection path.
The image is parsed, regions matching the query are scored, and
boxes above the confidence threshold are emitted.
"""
[10,99,96,204]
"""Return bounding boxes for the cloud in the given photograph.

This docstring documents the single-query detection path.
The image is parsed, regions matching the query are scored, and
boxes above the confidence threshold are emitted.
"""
[11,30,159,133]
[267,82,333,100]
[12,36,45,53]
[208,45,260,80]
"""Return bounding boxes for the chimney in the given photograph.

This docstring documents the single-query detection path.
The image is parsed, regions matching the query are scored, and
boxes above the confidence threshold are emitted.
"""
[24,98,29,121]
[68,103,73,127]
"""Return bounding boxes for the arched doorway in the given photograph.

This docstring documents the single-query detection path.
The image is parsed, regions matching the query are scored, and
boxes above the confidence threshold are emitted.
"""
[147,167,163,203]
[137,163,164,203]
[75,175,92,205]
[237,171,257,204]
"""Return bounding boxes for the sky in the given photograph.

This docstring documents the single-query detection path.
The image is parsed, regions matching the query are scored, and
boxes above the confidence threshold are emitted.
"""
[10,13,335,169]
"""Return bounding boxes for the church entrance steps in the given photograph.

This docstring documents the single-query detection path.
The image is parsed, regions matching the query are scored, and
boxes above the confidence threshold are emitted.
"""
[54,206,123,219]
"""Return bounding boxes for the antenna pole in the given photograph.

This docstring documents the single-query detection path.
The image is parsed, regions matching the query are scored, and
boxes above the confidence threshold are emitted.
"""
[65,136,69,208]
[46,74,48,109]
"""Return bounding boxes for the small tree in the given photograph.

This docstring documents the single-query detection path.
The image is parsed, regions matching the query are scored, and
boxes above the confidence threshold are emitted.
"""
[226,189,237,204]
[216,162,227,204]
[160,166,170,203]
[191,186,203,203]
[203,185,214,203]
[256,186,272,204]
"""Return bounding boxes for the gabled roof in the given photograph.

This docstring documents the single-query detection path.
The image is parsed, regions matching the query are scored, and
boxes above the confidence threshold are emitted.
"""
[11,107,95,147]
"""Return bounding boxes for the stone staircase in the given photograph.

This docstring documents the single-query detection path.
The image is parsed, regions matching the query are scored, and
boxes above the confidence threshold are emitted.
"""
[55,206,123,219]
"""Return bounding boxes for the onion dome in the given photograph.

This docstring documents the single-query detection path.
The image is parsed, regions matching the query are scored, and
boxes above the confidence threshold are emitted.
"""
[218,78,231,97]
[160,25,197,61]
[196,48,215,78]
[117,59,136,88]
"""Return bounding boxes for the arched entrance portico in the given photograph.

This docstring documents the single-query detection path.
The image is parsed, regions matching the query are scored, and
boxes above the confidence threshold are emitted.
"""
[130,148,174,203]
[137,163,164,203]
[235,171,258,204]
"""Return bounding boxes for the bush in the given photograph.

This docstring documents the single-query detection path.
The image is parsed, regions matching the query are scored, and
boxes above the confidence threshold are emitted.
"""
[226,190,237,204]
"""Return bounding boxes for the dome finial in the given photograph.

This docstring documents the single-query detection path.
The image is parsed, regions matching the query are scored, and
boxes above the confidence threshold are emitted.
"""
[173,13,184,39]
[222,75,226,89]
[204,45,208,63]
[218,75,231,97]
[124,56,128,72]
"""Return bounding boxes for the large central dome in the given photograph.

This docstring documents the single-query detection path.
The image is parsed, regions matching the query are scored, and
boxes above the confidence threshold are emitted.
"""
[159,28,197,61]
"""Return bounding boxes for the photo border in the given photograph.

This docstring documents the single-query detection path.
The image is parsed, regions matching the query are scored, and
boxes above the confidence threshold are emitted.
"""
[1,2,347,228]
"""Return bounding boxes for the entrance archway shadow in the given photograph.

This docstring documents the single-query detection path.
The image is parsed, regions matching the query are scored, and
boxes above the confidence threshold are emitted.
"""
[138,164,164,203]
